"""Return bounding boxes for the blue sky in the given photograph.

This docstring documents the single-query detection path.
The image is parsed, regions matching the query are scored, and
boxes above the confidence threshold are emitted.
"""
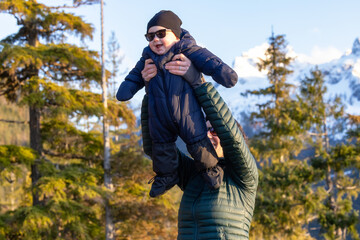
[1,0,359,68]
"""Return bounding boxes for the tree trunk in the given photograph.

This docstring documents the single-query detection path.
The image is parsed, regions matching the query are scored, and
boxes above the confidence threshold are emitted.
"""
[28,32,42,206]
[29,105,42,205]
[101,0,115,239]
[323,118,342,239]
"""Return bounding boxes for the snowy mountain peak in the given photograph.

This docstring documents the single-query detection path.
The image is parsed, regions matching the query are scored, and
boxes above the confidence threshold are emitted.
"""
[224,38,360,119]
[352,37,360,55]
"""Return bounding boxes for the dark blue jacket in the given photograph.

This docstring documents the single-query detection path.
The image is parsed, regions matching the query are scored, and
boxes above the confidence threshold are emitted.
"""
[117,29,238,143]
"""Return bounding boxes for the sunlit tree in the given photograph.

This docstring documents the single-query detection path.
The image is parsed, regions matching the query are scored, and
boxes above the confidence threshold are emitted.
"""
[0,0,135,238]
[249,33,318,239]
[243,32,302,164]
[299,68,359,240]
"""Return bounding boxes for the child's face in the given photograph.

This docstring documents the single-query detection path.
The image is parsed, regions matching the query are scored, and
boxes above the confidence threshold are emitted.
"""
[147,26,179,55]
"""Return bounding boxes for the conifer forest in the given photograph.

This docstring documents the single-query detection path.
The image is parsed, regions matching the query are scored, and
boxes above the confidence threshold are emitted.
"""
[0,1,359,239]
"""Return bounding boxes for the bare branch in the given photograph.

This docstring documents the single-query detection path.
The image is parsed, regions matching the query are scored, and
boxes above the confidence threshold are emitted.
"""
[326,185,333,194]
[48,5,80,10]
[0,119,28,124]
[47,0,100,9]
[307,131,328,136]
[336,183,357,191]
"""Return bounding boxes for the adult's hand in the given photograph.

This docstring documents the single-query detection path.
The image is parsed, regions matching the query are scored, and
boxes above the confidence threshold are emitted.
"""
[165,54,191,76]
[167,53,205,89]
[141,59,157,82]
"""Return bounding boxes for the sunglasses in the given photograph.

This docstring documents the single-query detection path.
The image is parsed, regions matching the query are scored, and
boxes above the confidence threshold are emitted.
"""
[145,29,172,42]
[208,127,217,136]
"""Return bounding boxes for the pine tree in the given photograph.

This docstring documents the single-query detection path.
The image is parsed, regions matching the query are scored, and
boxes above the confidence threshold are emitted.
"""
[106,32,125,143]
[251,160,320,240]
[106,31,124,98]
[243,32,302,164]
[0,0,135,238]
[299,68,359,239]
[248,33,318,239]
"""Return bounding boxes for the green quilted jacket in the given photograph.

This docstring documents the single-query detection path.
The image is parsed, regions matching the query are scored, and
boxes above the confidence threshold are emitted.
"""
[141,83,258,240]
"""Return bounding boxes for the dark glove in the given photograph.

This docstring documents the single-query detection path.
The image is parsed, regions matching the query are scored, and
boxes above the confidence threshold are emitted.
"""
[144,79,149,94]
[183,63,205,89]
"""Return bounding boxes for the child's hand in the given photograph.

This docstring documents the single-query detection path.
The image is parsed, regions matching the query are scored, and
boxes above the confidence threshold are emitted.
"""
[142,59,157,82]
[165,54,191,76]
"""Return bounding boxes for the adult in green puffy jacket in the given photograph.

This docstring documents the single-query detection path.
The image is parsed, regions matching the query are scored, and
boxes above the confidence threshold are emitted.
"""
[142,55,258,239]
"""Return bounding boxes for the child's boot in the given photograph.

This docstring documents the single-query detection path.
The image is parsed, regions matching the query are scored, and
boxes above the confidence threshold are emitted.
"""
[149,142,179,197]
[187,137,223,190]
[149,172,178,197]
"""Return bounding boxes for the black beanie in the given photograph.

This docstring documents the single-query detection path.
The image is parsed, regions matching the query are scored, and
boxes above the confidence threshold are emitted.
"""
[147,10,182,38]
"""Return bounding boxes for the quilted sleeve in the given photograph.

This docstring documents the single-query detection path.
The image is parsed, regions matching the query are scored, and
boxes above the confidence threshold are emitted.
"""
[194,82,258,191]
[182,46,238,88]
[140,94,152,157]
[116,57,145,101]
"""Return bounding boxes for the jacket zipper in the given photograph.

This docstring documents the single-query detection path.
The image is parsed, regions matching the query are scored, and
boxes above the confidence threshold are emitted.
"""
[160,64,178,124]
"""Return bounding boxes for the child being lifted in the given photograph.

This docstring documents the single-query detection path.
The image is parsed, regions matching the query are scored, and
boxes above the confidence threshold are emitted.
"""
[116,10,238,197]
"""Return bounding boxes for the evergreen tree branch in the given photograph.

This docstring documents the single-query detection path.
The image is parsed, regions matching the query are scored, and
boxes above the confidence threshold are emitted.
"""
[43,149,102,162]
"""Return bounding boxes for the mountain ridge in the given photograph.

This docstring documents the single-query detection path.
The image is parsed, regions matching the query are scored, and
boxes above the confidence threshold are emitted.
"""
[221,37,360,119]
